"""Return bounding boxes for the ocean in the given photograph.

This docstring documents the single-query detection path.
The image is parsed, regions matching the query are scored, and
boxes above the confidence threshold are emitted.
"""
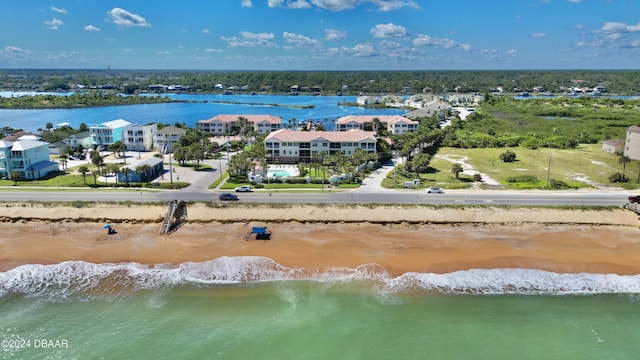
[2,257,640,359]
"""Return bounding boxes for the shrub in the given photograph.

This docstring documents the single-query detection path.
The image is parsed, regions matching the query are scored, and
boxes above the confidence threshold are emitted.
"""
[472,173,482,182]
[505,175,539,183]
[284,177,308,184]
[499,150,517,162]
[549,178,571,189]
[608,172,629,183]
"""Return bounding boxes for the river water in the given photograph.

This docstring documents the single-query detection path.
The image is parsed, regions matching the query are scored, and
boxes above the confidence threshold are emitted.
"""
[0,92,408,132]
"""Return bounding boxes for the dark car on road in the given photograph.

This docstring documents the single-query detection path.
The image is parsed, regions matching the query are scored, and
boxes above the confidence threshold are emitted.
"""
[219,193,239,201]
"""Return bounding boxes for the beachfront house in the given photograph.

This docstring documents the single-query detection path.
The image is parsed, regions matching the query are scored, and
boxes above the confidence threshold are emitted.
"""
[123,123,157,152]
[196,114,282,136]
[624,125,640,160]
[336,115,418,135]
[0,139,59,180]
[154,126,187,153]
[89,119,131,151]
[264,129,376,164]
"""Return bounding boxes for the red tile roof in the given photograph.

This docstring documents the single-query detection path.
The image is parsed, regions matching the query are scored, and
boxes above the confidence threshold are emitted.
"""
[199,114,282,124]
[336,115,416,124]
[265,129,376,142]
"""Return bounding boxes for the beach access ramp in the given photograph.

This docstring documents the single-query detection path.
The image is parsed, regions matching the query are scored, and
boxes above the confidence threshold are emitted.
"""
[160,200,187,235]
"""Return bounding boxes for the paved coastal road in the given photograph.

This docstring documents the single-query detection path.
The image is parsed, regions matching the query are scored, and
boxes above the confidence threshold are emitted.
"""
[0,189,630,207]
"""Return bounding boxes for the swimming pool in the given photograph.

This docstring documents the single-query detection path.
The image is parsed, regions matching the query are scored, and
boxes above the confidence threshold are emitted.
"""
[267,169,291,178]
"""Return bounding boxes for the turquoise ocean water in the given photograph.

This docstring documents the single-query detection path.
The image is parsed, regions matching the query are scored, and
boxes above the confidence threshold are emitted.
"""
[2,257,640,359]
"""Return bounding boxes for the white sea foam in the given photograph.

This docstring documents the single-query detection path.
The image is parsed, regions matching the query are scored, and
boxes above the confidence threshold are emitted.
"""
[2,258,640,299]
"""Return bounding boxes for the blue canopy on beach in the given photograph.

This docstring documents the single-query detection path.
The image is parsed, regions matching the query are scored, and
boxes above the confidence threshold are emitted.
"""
[103,224,111,229]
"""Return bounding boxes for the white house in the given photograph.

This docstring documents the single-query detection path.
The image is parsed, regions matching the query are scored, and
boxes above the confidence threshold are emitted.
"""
[62,131,92,150]
[123,123,157,152]
[624,125,640,160]
[264,129,376,164]
[154,125,187,153]
[0,139,59,180]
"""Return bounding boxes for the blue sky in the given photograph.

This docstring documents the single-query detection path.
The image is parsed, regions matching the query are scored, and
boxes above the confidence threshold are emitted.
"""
[1,0,639,70]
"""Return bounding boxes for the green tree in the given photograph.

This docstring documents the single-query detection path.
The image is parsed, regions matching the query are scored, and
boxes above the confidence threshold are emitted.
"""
[499,150,517,162]
[616,152,631,178]
[135,164,152,184]
[9,171,22,185]
[451,163,464,179]
[78,165,89,184]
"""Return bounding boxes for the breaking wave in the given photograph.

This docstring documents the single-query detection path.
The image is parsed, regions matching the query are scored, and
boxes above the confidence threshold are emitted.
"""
[2,257,640,299]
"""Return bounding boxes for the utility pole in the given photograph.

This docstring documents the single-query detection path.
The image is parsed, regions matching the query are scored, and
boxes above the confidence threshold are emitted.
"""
[546,156,551,187]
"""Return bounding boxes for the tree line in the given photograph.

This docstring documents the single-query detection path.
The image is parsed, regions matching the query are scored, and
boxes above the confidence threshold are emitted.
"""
[4,69,640,95]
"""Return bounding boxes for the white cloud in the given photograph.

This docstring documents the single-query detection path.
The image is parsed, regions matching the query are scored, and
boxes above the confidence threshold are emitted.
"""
[342,43,377,57]
[598,21,640,34]
[268,0,284,7]
[310,0,417,11]
[370,0,419,11]
[289,0,311,9]
[413,34,471,51]
[506,49,518,55]
[531,32,546,38]
[241,0,253,7]
[325,28,346,41]
[370,23,408,38]
[50,6,67,14]
[45,18,64,30]
[283,32,321,47]
[568,0,583,3]
[202,29,211,34]
[205,48,223,52]
[222,31,277,47]
[156,51,172,55]
[84,25,100,32]
[107,8,151,27]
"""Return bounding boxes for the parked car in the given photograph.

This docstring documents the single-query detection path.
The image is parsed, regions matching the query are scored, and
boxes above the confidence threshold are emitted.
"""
[427,187,444,194]
[629,195,640,203]
[235,186,253,192]
[219,193,239,201]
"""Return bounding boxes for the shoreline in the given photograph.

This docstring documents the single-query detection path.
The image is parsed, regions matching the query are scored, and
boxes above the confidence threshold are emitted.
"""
[1,203,639,276]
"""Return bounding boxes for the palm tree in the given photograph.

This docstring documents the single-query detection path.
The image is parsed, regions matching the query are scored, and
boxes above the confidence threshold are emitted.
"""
[78,165,89,184]
[136,164,152,184]
[451,163,464,179]
[617,152,631,178]
[121,167,131,186]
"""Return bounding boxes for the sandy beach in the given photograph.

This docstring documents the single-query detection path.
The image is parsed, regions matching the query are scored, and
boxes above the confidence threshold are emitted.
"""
[1,202,639,275]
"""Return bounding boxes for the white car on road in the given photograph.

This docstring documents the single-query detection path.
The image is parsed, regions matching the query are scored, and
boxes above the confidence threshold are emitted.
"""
[235,186,253,192]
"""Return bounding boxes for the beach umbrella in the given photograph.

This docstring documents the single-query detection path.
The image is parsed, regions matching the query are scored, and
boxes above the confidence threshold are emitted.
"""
[103,224,111,229]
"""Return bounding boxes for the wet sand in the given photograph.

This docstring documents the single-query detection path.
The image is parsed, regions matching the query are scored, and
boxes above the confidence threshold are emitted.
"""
[1,203,639,275]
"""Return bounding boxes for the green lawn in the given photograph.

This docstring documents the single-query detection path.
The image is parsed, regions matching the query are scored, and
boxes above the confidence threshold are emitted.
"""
[383,144,640,190]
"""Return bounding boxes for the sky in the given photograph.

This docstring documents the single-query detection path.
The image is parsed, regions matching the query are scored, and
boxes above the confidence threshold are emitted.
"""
[1,0,639,71]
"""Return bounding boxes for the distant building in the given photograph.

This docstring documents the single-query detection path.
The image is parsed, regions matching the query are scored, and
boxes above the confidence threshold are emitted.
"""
[196,114,282,135]
[264,129,376,164]
[89,119,132,150]
[336,115,418,135]
[0,139,59,180]
[154,126,187,153]
[61,131,91,150]
[624,126,640,160]
[123,123,157,152]
[602,139,624,154]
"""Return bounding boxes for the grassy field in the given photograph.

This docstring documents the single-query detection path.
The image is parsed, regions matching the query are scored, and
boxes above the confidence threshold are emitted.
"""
[382,144,640,190]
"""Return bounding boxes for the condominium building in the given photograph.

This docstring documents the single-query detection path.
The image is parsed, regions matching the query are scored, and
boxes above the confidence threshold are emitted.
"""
[196,114,282,135]
[336,115,418,134]
[264,129,376,164]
